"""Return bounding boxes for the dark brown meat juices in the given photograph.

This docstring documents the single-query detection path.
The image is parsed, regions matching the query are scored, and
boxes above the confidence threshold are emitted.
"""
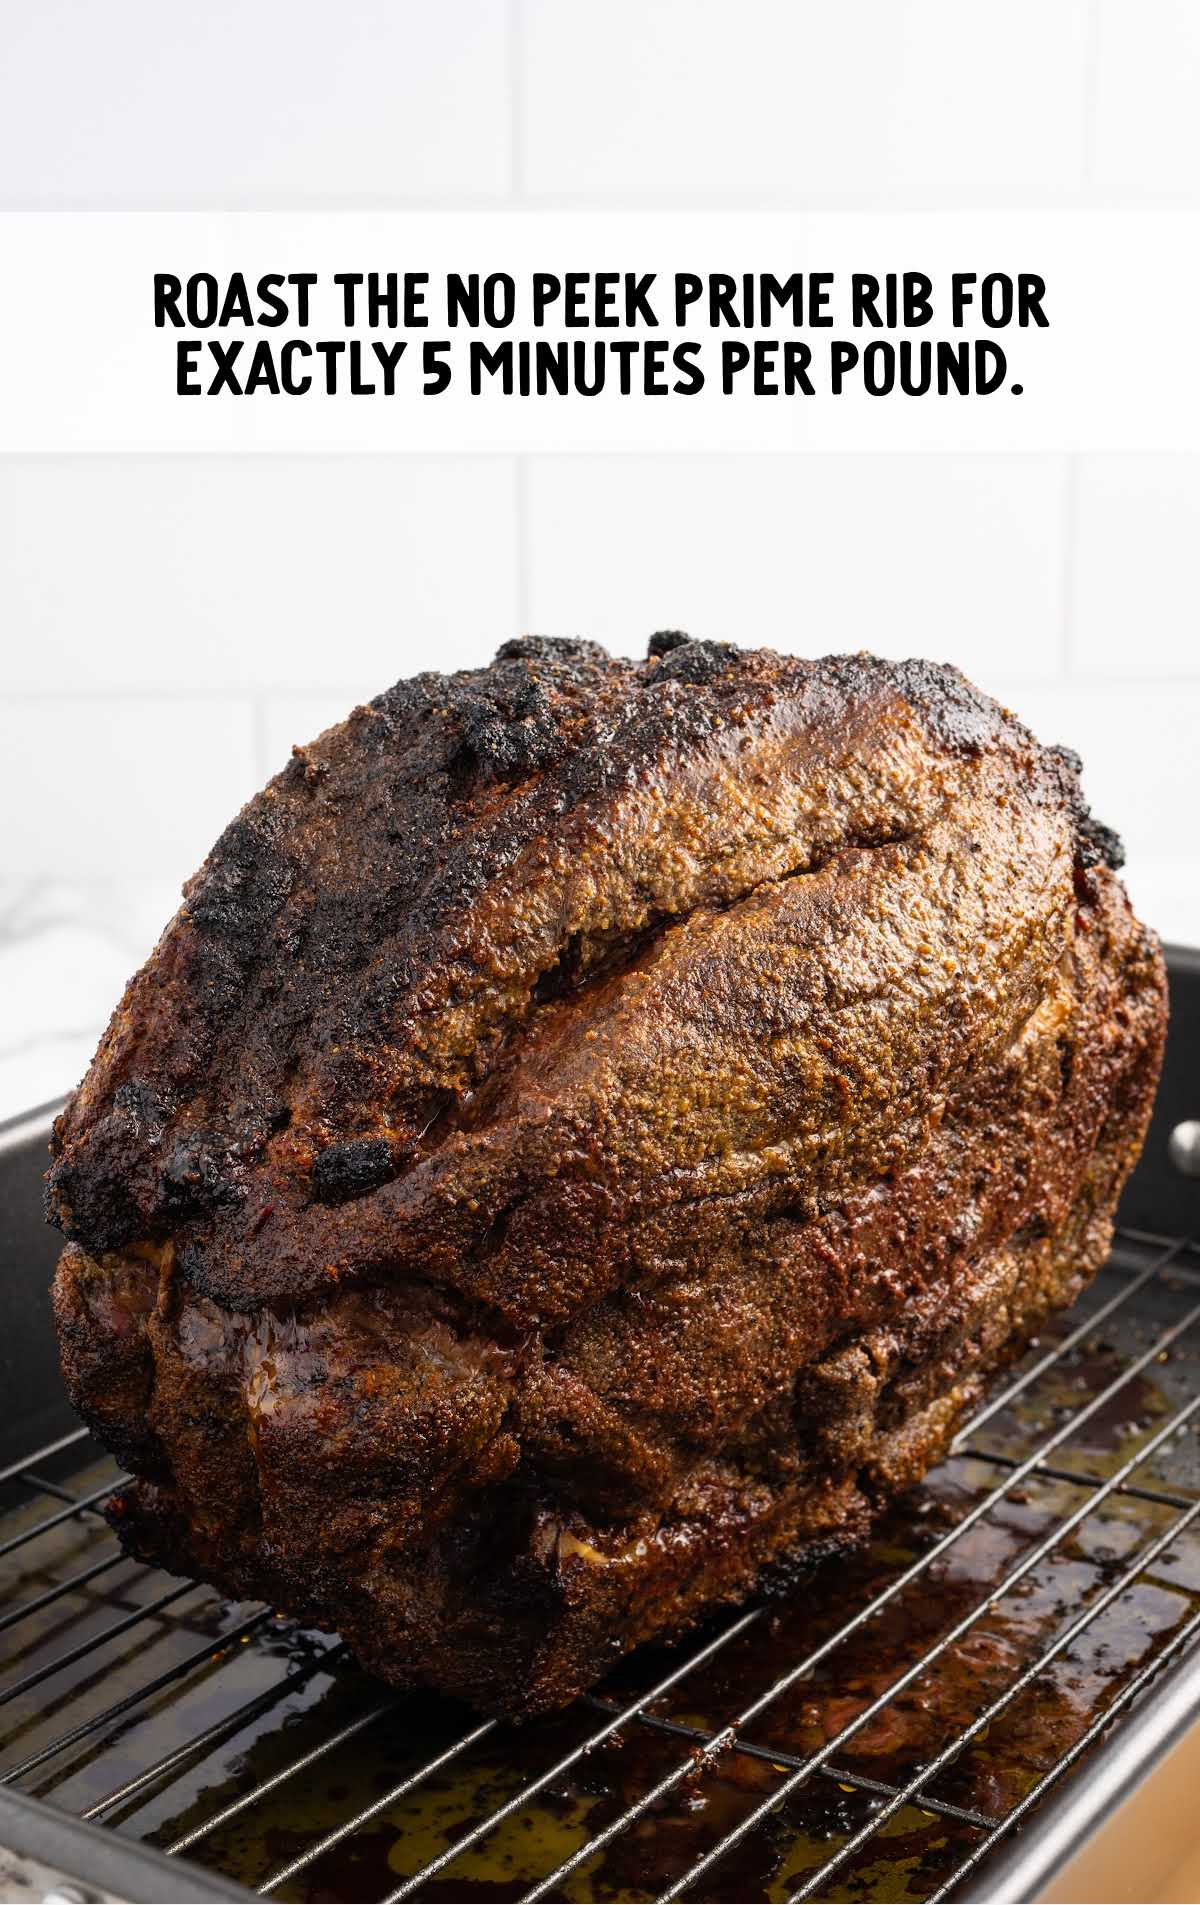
[47,636,1166,1717]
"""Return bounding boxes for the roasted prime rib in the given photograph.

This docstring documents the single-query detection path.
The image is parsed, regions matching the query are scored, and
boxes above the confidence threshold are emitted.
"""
[48,636,1166,1716]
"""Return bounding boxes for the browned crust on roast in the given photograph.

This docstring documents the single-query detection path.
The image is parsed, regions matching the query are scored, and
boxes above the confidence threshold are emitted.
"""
[47,637,1166,1715]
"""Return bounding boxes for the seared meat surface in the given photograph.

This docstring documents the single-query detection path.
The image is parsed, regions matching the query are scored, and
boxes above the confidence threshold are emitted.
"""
[48,636,1166,1715]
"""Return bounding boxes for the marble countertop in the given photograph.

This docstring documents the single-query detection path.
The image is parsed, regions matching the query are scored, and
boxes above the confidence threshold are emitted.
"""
[0,880,178,1124]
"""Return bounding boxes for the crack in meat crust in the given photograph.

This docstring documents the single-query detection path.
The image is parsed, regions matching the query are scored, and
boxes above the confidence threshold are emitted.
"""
[47,637,1166,1716]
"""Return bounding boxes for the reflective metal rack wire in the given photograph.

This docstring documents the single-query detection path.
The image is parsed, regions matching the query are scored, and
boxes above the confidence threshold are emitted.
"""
[5,1221,1200,1903]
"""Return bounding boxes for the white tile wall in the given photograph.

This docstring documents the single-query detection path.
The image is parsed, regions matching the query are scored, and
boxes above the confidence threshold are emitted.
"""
[521,0,1093,204]
[523,455,1070,685]
[0,1,512,207]
[0,458,521,693]
[1073,457,1200,676]
[3,698,259,882]
[2,0,1198,1116]
[260,693,384,780]
[1093,0,1200,201]
[985,680,1200,948]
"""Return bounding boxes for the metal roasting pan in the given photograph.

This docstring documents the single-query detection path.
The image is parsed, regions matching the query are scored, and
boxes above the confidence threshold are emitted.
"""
[0,947,1197,1905]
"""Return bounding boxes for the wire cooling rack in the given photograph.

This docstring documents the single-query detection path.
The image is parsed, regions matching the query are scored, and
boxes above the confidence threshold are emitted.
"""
[4,1223,1200,1902]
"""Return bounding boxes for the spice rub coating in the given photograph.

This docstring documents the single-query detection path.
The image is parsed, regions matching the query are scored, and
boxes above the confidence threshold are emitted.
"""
[48,636,1166,1714]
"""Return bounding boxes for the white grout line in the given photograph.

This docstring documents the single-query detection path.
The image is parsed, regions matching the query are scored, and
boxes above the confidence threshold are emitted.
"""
[249,694,268,785]
[1059,451,1081,677]
[509,0,525,205]
[514,454,532,633]
[1082,0,1103,193]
